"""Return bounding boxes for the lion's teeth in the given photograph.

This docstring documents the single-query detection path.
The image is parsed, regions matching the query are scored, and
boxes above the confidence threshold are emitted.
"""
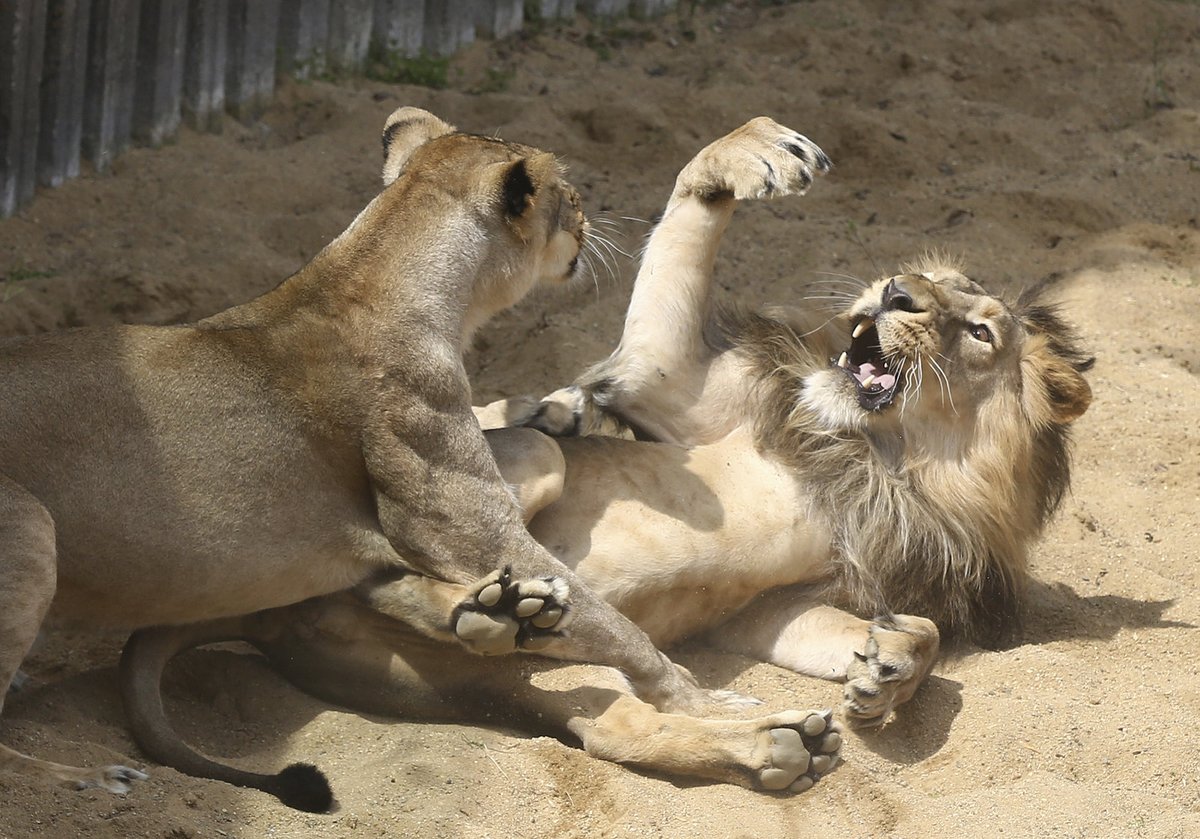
[837,352,849,368]
[852,319,871,338]
[860,374,876,388]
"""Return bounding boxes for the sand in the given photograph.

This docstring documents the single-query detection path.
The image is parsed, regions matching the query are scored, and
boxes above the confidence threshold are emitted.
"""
[1,1,1198,837]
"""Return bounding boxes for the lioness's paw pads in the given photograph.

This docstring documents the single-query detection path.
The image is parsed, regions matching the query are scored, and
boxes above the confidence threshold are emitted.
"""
[453,567,572,655]
[74,765,150,795]
[680,116,832,203]
[758,710,842,793]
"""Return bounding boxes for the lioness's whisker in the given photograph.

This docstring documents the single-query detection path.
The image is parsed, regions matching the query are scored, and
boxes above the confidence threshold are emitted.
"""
[587,240,623,285]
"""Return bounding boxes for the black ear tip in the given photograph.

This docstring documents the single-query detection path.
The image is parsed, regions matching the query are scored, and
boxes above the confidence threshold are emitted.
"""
[503,159,536,217]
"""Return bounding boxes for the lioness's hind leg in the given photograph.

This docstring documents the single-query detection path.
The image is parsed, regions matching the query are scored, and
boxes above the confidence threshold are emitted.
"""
[0,476,148,794]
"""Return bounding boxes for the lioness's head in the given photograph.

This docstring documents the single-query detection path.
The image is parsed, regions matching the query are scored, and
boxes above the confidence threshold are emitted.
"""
[377,107,588,339]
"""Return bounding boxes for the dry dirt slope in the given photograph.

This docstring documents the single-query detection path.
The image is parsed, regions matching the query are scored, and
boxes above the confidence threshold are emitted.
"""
[0,1,1198,837]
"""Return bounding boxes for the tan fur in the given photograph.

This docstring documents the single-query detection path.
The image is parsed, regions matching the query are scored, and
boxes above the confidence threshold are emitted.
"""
[0,107,722,798]
[119,117,1088,806]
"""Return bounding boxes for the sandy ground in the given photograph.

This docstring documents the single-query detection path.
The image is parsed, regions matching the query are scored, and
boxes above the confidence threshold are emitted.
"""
[2,1,1199,837]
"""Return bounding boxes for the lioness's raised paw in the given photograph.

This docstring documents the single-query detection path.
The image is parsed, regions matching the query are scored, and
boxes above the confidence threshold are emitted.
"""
[675,116,831,203]
[453,567,572,655]
[843,615,940,727]
[756,710,842,793]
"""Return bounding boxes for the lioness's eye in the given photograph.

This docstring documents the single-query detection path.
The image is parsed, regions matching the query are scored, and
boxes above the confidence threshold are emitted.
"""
[969,323,993,343]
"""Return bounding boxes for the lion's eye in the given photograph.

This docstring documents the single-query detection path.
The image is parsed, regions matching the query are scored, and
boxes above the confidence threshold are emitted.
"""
[969,323,993,344]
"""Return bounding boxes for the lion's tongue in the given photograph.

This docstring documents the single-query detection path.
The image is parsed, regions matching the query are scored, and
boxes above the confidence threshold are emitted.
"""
[854,361,896,390]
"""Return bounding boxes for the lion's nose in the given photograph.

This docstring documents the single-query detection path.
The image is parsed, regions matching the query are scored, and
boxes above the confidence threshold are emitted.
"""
[882,278,921,313]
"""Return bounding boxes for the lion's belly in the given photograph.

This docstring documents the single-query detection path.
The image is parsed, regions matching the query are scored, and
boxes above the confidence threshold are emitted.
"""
[530,430,833,647]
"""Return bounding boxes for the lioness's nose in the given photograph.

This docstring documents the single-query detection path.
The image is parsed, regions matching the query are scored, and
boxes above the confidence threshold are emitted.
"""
[882,277,922,313]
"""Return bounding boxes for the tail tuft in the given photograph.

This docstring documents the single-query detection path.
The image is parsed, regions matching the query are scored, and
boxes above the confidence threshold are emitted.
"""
[271,762,334,813]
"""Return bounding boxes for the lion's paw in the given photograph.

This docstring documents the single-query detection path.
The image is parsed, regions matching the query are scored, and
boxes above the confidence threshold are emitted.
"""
[520,385,634,440]
[453,566,572,655]
[756,710,842,793]
[843,615,940,727]
[677,116,832,203]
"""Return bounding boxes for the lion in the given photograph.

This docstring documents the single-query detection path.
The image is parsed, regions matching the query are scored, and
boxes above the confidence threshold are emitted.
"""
[118,116,1089,808]
[0,106,761,808]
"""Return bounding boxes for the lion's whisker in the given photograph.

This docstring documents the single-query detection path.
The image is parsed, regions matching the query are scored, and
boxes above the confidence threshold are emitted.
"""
[927,354,957,415]
[811,271,868,287]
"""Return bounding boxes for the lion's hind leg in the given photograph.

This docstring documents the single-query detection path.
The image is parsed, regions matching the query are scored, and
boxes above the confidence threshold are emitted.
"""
[0,475,149,794]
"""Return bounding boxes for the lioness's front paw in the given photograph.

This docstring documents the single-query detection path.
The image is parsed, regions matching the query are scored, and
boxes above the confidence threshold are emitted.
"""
[756,710,842,793]
[843,615,940,727]
[453,567,572,655]
[676,116,832,202]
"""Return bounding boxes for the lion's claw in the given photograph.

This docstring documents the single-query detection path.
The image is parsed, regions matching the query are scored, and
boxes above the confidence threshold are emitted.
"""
[676,116,831,203]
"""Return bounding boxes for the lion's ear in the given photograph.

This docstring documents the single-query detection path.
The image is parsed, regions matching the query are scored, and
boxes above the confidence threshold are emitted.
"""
[1021,334,1092,426]
[381,107,456,185]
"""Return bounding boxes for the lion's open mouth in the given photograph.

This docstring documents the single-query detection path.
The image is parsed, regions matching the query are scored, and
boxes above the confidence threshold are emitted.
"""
[835,317,902,411]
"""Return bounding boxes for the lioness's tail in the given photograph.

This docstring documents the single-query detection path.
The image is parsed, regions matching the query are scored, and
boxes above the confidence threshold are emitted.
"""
[118,619,334,813]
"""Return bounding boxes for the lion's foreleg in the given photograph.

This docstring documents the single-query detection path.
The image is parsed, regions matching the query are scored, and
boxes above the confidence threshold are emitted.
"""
[711,589,940,727]
[526,119,830,444]
[710,592,872,680]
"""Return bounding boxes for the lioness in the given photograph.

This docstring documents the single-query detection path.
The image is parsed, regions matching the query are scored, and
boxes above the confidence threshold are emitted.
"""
[0,107,746,805]
[121,117,1090,807]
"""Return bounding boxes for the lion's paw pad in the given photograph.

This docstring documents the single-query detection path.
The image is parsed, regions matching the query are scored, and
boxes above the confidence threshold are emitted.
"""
[758,710,841,793]
[454,567,571,655]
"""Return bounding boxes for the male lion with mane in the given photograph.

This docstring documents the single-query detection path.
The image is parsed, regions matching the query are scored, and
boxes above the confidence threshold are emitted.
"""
[121,116,1090,808]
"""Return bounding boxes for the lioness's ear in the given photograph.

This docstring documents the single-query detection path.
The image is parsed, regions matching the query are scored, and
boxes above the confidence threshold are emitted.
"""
[501,159,537,218]
[381,107,456,185]
[1021,334,1093,426]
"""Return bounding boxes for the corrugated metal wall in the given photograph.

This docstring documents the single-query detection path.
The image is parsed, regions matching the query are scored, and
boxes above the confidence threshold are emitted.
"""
[0,0,677,217]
